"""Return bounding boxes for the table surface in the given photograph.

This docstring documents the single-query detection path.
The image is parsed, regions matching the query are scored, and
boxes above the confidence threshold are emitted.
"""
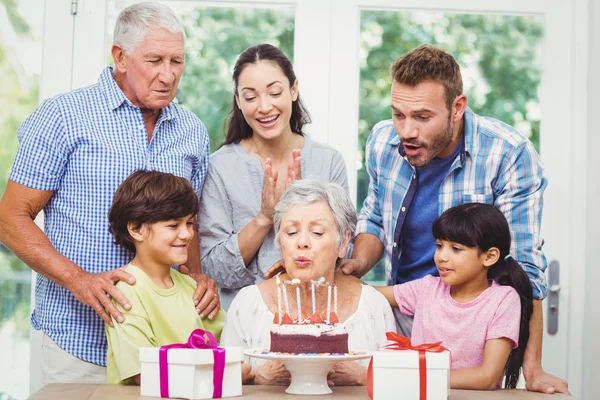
[28,384,573,400]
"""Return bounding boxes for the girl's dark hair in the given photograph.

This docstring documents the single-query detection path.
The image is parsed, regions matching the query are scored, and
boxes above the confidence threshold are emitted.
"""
[432,203,533,389]
[108,170,199,252]
[222,43,311,146]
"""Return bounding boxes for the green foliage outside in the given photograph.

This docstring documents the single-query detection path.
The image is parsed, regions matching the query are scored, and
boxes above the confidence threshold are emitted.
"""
[358,11,543,282]
[177,7,295,152]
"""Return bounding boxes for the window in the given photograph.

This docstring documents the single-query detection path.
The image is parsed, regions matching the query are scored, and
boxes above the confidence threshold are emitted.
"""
[107,0,295,152]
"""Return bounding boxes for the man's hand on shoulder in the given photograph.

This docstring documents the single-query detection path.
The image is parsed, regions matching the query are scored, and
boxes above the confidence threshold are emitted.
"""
[263,259,285,279]
[338,258,369,278]
[68,266,136,326]
[179,265,220,320]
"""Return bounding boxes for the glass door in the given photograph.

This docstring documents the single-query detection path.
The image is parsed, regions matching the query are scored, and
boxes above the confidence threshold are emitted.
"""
[328,0,581,395]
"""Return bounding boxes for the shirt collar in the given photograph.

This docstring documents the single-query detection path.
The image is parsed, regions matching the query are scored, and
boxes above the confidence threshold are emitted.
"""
[99,66,176,121]
[462,106,476,162]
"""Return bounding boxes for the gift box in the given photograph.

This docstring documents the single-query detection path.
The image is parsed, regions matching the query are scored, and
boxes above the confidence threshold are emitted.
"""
[368,333,450,400]
[139,329,243,399]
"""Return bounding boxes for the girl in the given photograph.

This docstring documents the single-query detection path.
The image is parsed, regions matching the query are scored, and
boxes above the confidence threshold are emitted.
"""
[376,203,533,390]
[199,44,349,310]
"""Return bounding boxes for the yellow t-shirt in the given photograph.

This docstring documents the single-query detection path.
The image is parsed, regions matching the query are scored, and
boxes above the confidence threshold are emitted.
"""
[105,264,226,384]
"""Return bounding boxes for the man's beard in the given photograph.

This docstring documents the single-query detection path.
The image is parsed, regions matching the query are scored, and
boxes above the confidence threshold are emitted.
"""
[404,116,453,168]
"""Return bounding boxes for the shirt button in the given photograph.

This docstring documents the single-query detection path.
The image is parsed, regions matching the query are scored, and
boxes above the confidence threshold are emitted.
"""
[413,174,416,179]
[401,207,406,212]
[393,242,397,248]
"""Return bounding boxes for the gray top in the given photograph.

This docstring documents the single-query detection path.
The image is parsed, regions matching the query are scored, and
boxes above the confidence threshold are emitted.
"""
[198,136,349,310]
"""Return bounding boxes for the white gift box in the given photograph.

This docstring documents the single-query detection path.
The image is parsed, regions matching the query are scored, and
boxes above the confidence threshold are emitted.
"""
[139,346,243,399]
[372,349,450,400]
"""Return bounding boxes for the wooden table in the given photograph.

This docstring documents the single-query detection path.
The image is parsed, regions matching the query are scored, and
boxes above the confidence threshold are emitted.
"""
[28,384,573,399]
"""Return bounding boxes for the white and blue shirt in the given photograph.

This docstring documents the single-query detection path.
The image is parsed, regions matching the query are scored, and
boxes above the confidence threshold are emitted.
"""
[9,67,210,365]
[357,107,548,299]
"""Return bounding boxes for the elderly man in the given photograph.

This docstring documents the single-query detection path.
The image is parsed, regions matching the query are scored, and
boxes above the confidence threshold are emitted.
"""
[340,44,569,394]
[0,2,218,384]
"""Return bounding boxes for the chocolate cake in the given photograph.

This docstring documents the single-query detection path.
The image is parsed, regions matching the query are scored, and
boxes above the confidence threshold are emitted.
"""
[271,276,347,353]
[270,322,349,354]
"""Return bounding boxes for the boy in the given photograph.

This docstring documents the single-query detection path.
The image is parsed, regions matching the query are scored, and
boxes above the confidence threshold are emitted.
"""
[105,170,226,385]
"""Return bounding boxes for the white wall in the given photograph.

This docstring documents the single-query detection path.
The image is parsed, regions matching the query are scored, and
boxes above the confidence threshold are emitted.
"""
[583,0,600,398]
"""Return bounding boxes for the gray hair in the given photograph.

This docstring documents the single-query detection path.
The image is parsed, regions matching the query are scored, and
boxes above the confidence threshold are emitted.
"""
[114,2,185,55]
[274,179,357,250]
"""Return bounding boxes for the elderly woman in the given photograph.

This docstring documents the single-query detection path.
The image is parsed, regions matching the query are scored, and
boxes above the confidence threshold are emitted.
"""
[220,180,395,385]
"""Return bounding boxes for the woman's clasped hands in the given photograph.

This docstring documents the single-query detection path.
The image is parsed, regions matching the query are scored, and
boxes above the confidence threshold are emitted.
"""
[258,149,302,226]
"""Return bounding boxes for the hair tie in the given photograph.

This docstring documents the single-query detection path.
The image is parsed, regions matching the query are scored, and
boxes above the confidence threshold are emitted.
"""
[504,254,512,261]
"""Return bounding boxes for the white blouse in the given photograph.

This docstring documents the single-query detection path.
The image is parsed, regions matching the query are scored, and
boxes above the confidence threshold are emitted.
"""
[220,284,396,368]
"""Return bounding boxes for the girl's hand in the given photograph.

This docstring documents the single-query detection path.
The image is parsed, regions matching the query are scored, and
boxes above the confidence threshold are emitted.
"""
[241,360,255,384]
[258,158,278,225]
[253,361,291,386]
[327,361,367,386]
[286,149,302,188]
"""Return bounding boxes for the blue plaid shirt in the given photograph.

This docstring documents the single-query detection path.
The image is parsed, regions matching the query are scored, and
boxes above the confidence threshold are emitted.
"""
[357,107,548,299]
[9,67,210,365]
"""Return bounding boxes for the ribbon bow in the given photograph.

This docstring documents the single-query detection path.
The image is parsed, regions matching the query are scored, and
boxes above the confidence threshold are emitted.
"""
[367,332,448,400]
[159,329,226,399]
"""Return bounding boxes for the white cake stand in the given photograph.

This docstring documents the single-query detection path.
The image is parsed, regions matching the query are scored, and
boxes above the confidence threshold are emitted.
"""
[244,349,372,395]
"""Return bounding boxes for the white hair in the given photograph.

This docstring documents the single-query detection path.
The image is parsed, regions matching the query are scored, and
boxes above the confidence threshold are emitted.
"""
[114,2,185,55]
[274,179,357,250]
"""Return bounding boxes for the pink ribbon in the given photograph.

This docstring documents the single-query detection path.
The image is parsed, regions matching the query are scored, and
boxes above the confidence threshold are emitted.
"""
[159,329,225,398]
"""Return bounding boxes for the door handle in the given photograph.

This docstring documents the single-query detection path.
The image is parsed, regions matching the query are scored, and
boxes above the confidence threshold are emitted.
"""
[547,260,560,335]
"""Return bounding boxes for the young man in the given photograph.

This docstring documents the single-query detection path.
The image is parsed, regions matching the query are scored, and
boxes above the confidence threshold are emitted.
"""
[343,44,569,394]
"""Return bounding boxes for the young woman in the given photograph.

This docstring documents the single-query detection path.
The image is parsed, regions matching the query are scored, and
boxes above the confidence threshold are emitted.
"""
[376,203,534,389]
[198,44,348,310]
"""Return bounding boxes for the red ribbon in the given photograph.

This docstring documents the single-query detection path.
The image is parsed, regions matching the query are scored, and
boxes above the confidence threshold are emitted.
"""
[367,332,448,400]
[159,329,225,399]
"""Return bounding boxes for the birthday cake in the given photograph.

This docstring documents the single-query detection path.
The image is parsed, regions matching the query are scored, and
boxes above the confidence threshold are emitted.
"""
[270,316,349,354]
[269,277,348,354]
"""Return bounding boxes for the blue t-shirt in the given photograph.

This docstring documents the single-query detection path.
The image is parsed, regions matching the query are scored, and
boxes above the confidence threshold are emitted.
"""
[396,140,463,284]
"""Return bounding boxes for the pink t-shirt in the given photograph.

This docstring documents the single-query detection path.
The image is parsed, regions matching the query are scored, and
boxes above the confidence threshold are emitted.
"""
[392,275,520,371]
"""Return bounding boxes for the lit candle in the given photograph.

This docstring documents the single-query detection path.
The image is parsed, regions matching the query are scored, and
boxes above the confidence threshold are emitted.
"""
[292,278,302,322]
[282,280,290,316]
[311,281,316,315]
[326,284,332,324]
[276,275,283,323]
[334,284,338,315]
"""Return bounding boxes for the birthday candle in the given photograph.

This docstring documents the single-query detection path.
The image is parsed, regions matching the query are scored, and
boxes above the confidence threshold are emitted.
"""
[282,281,290,316]
[326,284,332,324]
[334,284,338,315]
[292,278,302,322]
[311,282,316,315]
[276,275,283,323]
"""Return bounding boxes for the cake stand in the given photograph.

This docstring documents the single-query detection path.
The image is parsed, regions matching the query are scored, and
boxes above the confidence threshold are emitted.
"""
[244,349,372,395]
